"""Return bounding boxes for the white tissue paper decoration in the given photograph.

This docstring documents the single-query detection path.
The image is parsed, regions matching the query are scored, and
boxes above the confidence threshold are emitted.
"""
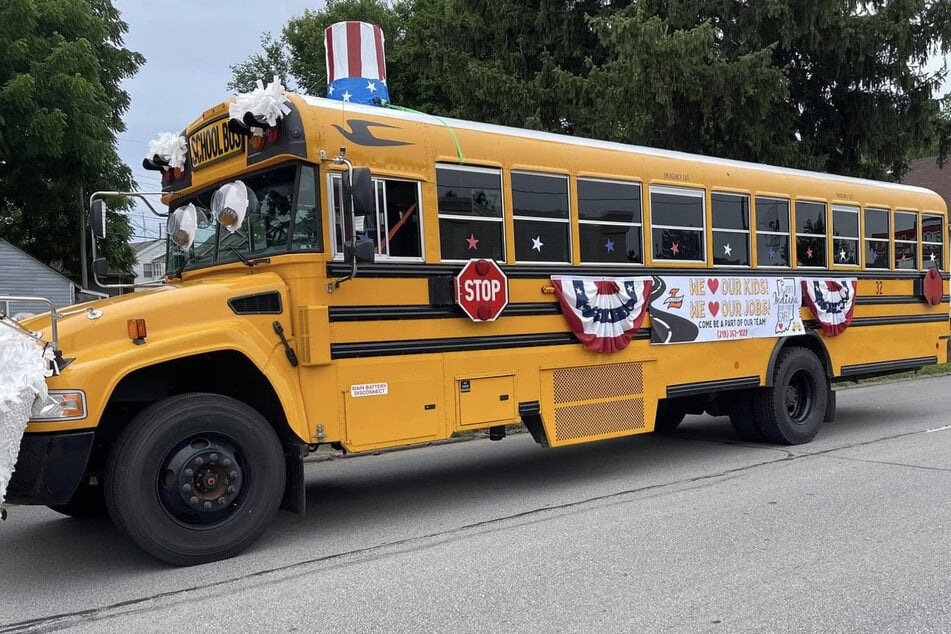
[229,76,291,128]
[168,203,198,249]
[213,181,249,233]
[146,132,188,170]
[0,322,58,504]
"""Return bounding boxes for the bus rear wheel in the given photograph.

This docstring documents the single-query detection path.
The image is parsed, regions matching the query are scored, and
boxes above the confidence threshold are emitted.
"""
[754,348,827,445]
[104,393,285,566]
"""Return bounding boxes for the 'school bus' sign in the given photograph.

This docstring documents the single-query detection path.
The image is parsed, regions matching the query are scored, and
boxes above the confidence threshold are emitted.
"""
[187,116,246,170]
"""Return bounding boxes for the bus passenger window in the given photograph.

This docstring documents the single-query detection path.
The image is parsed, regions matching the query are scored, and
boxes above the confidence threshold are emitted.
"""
[712,192,750,266]
[832,205,859,266]
[650,185,705,262]
[922,213,944,269]
[894,211,918,269]
[512,172,570,263]
[329,173,422,260]
[437,165,505,261]
[578,178,643,264]
[864,207,890,269]
[755,197,790,267]
[796,200,827,267]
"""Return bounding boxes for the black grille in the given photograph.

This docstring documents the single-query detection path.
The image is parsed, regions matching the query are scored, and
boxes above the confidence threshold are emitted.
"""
[228,292,282,315]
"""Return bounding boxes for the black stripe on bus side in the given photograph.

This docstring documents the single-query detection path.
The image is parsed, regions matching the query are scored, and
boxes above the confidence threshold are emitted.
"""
[327,262,950,281]
[848,314,950,327]
[666,376,761,398]
[331,329,653,359]
[329,302,561,322]
[839,356,938,378]
[856,294,951,305]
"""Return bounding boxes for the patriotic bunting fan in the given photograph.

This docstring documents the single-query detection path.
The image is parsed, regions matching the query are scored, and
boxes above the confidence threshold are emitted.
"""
[801,278,857,337]
[551,276,652,353]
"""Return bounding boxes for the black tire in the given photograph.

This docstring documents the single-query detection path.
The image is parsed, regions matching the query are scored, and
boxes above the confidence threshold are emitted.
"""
[753,348,827,445]
[654,399,687,432]
[728,390,765,442]
[105,393,286,566]
[48,481,108,519]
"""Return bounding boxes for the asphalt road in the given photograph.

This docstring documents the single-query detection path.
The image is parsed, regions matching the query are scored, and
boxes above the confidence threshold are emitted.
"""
[1,375,950,633]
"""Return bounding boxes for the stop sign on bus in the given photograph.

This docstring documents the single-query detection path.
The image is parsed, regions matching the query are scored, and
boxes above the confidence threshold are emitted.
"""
[455,259,509,321]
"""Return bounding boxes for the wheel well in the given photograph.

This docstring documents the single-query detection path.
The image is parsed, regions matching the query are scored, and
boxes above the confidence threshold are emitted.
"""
[765,333,832,386]
[86,351,293,476]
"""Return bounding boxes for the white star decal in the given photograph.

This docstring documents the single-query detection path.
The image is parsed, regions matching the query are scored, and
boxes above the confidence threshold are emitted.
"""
[531,236,544,252]
[342,90,352,102]
[930,252,936,262]
[839,248,847,262]
[723,243,733,256]
[366,81,377,93]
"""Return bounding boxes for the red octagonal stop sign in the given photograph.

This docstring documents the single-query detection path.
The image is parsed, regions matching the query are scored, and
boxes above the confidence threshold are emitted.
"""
[455,259,509,321]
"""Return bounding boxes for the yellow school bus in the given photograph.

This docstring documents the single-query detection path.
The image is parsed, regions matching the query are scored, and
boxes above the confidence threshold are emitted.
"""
[6,91,948,565]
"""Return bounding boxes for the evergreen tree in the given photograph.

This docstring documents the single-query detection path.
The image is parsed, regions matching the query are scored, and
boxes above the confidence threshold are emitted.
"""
[0,0,142,280]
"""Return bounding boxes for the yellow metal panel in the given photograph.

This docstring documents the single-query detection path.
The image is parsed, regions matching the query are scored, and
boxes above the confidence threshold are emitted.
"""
[457,374,517,427]
[296,305,331,366]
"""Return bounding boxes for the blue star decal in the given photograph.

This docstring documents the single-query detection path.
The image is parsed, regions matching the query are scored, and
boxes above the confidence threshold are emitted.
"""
[605,239,615,253]
[768,248,776,259]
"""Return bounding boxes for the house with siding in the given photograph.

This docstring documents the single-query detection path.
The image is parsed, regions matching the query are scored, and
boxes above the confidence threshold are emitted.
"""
[131,239,166,289]
[0,238,78,317]
[901,157,951,210]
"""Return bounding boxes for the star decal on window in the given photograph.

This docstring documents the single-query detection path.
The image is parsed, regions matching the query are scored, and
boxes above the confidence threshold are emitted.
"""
[723,243,732,256]
[671,242,680,256]
[466,233,479,250]
[532,236,544,252]
[605,239,615,253]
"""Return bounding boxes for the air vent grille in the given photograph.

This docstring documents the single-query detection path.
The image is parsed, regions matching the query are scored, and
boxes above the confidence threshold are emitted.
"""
[228,292,282,315]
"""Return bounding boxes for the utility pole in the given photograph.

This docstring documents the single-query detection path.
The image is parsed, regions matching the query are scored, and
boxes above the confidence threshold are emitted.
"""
[79,185,88,289]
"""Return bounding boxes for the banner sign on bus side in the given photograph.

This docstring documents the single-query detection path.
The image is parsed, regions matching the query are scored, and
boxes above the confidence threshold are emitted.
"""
[648,275,804,345]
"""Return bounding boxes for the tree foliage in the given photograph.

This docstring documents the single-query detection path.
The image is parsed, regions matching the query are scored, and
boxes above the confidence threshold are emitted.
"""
[0,0,142,280]
[234,0,951,180]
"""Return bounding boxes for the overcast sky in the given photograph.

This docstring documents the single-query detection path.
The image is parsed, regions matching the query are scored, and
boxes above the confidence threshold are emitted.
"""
[111,1,951,241]
[113,0,322,240]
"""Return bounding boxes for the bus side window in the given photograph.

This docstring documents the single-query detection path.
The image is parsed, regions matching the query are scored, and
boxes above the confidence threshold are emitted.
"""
[292,165,321,251]
[379,179,422,259]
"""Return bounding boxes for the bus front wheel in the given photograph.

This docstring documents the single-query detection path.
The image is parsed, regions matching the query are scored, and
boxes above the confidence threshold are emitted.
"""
[754,348,827,445]
[104,393,286,566]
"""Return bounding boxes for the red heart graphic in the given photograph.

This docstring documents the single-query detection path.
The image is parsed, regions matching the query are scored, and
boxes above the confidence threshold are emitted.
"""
[709,301,720,317]
[707,278,719,294]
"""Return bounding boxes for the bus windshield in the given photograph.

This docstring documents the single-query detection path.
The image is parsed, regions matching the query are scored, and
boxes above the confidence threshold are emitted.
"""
[166,163,320,273]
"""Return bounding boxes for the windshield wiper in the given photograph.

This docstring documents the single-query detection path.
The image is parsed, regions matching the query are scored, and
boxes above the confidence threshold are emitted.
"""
[229,247,270,269]
[168,253,213,280]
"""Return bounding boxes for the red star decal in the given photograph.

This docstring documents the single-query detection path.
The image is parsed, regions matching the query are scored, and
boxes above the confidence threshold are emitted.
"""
[671,242,680,256]
[465,233,479,250]
[806,247,813,259]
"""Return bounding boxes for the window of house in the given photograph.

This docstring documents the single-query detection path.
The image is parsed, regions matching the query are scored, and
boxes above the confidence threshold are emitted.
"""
[512,171,571,263]
[832,204,859,266]
[864,207,890,269]
[755,197,790,267]
[795,200,827,267]
[577,178,642,264]
[650,185,705,262]
[922,213,944,269]
[894,210,918,269]
[143,263,153,278]
[436,165,504,261]
[712,192,750,266]
[330,173,423,260]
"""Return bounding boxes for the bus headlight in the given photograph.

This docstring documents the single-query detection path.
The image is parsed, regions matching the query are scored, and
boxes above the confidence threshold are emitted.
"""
[30,390,87,422]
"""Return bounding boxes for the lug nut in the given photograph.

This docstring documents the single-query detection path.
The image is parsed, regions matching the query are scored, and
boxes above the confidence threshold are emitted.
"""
[210,453,218,464]
[190,496,199,505]
[229,471,238,479]
[184,468,194,477]
[227,486,236,494]
[223,458,232,467]
[182,484,192,493]
[194,457,204,466]
[203,501,213,510]
[218,497,227,505]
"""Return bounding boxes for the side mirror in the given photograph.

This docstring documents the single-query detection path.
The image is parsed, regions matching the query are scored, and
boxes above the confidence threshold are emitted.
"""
[344,237,376,264]
[344,167,374,215]
[92,257,108,276]
[90,200,107,240]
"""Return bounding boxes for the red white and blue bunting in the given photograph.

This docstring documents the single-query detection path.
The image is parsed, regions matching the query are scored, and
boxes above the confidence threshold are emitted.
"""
[551,276,652,353]
[801,278,858,337]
